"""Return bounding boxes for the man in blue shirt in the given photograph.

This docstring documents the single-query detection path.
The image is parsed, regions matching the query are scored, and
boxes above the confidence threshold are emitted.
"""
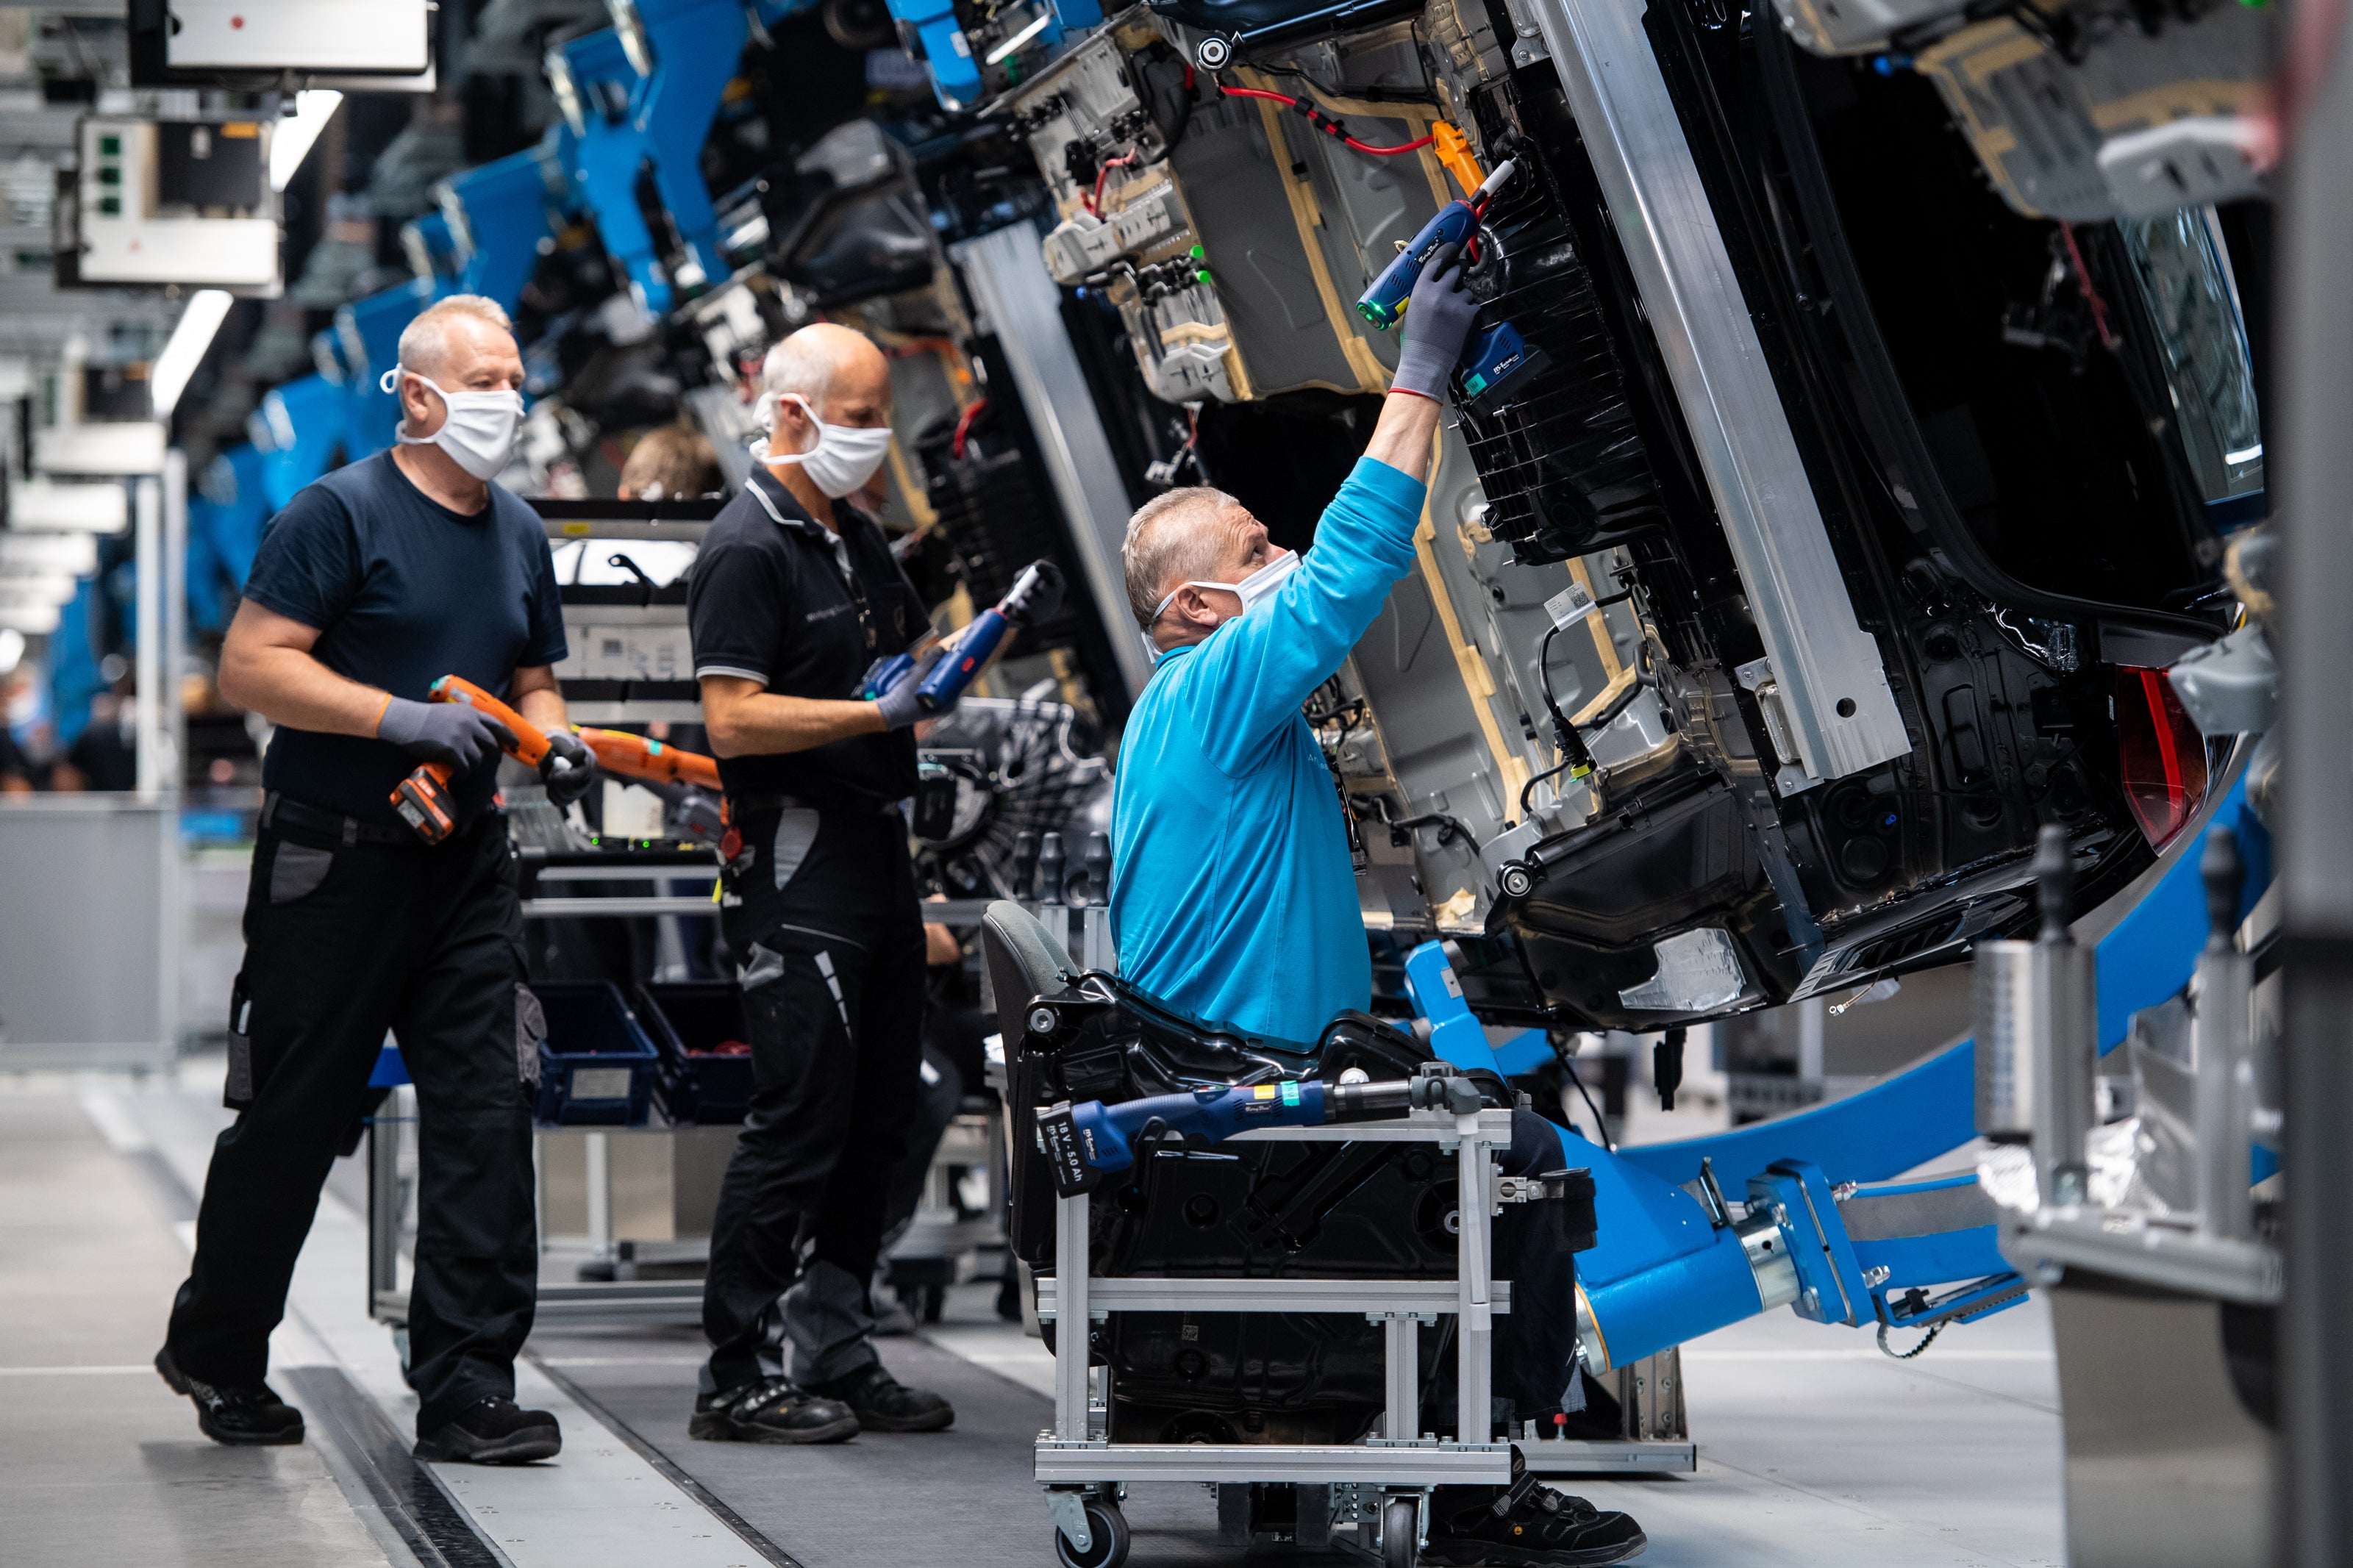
[1110,248,1464,1046]
[1109,253,1649,1566]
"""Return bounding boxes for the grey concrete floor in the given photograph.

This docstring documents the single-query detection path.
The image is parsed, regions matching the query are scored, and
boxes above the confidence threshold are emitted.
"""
[3,1064,2068,1568]
[0,1089,397,1568]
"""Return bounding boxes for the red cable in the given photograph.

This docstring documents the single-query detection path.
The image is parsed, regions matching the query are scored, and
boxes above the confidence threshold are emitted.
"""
[1214,82,1434,156]
[2057,220,2118,351]
[951,398,990,462]
[1085,150,1137,217]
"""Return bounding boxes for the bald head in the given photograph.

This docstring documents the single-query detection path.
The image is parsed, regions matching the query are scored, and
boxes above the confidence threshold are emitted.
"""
[760,322,888,432]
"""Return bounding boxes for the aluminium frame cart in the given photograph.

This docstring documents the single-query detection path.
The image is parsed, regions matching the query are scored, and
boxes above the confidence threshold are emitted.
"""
[1032,1104,1522,1568]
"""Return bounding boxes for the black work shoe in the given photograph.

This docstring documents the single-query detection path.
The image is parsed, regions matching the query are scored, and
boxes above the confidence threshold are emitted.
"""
[155,1346,304,1447]
[805,1363,954,1432]
[1425,1447,1647,1566]
[414,1397,562,1464]
[688,1377,860,1444]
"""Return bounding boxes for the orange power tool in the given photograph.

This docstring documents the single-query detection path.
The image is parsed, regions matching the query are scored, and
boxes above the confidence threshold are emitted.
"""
[390,675,557,843]
[574,727,721,792]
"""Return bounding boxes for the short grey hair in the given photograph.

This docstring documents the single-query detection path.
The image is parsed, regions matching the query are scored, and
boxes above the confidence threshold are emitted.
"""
[1122,485,1246,626]
[396,294,515,376]
[757,329,842,413]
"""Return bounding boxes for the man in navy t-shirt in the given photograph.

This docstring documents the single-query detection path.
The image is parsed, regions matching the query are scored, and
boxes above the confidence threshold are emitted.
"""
[159,295,596,1465]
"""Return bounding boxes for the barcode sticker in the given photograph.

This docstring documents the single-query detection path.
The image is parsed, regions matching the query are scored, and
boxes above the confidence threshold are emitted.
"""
[1546,581,1599,630]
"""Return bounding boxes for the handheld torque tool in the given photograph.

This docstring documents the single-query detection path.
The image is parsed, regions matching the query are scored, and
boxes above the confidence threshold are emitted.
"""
[1354,159,1515,330]
[574,727,721,791]
[1035,1070,1483,1198]
[390,676,584,843]
[863,559,1065,712]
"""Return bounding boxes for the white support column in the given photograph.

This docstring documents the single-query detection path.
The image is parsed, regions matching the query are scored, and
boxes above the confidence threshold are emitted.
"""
[1454,1120,1493,1445]
[585,1131,613,1261]
[132,474,162,796]
[1054,1189,1092,1440]
[1383,1315,1419,1438]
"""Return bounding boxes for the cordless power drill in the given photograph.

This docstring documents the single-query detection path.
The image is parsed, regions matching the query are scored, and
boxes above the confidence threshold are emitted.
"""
[390,675,589,843]
[862,559,1065,712]
[1035,1071,1486,1198]
[574,727,721,791]
[1354,160,1549,407]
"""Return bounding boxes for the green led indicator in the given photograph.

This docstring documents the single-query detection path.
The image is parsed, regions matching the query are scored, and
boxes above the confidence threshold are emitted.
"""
[1195,268,1213,284]
[99,134,120,156]
[97,166,119,186]
[99,196,120,215]
[1189,244,1204,258]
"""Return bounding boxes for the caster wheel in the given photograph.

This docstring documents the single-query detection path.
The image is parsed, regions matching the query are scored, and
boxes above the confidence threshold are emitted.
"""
[1381,1497,1419,1568]
[1054,1500,1130,1568]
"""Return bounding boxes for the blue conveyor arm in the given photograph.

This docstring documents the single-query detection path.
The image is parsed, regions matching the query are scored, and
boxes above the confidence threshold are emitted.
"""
[1404,773,2269,1372]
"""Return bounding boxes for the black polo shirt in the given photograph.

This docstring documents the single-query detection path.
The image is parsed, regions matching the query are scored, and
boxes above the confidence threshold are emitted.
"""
[241,451,567,826]
[686,468,929,807]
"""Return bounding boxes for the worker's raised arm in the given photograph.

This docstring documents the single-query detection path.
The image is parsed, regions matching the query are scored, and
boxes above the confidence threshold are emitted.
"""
[1185,251,1479,767]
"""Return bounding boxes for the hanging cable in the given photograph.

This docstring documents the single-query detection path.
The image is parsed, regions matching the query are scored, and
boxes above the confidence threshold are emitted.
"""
[1214,82,1435,156]
[1085,149,1138,218]
[950,397,990,461]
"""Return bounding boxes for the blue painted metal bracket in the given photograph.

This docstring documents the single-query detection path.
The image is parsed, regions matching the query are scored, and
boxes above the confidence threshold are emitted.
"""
[1750,1159,1874,1326]
[622,0,747,292]
[885,0,1105,110]
[1617,773,2269,1192]
[440,138,563,314]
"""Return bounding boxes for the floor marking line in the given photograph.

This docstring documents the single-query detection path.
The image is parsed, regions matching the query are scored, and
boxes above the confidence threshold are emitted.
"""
[76,1087,151,1152]
[521,1349,809,1568]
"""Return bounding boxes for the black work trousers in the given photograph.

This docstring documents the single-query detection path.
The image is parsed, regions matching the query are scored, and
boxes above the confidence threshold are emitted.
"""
[701,800,926,1395]
[166,809,538,1435]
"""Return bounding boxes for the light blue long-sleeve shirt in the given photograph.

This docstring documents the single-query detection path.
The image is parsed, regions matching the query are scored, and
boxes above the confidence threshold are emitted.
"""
[1109,456,1428,1045]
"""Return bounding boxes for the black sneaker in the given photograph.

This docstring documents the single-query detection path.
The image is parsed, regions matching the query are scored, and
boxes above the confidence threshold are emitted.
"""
[1425,1447,1647,1566]
[804,1363,954,1433]
[414,1397,563,1464]
[155,1347,304,1447]
[688,1377,860,1444]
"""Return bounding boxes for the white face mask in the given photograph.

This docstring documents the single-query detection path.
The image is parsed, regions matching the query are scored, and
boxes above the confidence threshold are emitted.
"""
[1150,548,1301,633]
[749,392,893,499]
[383,368,524,482]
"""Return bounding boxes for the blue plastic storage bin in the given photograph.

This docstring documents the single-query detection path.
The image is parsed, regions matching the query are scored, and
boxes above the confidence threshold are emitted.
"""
[531,981,660,1126]
[634,981,755,1125]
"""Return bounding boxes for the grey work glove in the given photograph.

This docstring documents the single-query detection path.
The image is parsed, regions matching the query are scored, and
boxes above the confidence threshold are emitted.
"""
[1390,242,1482,402]
[872,646,955,731]
[539,728,599,808]
[1001,559,1066,627]
[378,695,516,770]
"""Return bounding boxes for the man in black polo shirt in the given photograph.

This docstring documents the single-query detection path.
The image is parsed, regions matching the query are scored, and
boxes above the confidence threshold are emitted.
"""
[159,295,599,1463]
[687,323,1037,1443]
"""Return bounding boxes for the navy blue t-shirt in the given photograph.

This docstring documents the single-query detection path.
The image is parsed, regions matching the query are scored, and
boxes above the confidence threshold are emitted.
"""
[242,451,567,826]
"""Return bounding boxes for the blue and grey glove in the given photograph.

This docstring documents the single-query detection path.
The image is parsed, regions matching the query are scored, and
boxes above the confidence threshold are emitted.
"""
[872,646,954,730]
[1390,242,1482,402]
[539,728,599,807]
[378,695,516,770]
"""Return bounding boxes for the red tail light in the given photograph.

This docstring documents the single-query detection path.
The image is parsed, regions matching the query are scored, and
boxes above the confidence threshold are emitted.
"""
[2115,666,2208,850]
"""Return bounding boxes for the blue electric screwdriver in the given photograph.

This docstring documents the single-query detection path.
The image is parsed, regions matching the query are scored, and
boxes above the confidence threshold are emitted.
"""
[1355,159,1516,329]
[862,558,1065,712]
[1035,1072,1485,1197]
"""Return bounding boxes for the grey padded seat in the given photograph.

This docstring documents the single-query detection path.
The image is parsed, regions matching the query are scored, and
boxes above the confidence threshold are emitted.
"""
[979,900,1079,1043]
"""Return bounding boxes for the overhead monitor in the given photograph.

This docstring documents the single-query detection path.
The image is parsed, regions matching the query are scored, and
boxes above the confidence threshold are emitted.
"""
[61,117,281,291]
[129,0,435,88]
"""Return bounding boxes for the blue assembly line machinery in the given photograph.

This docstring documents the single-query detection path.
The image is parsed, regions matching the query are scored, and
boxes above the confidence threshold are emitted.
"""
[1399,767,2271,1406]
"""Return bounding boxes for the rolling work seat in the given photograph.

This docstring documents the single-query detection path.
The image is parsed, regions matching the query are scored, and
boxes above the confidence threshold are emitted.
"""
[977,900,1593,1462]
